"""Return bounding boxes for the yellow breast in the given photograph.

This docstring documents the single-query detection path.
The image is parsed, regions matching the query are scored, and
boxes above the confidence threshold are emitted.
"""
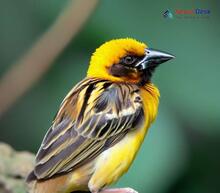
[88,83,160,191]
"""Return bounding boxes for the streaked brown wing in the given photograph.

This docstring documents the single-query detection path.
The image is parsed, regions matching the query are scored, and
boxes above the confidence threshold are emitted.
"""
[32,78,144,180]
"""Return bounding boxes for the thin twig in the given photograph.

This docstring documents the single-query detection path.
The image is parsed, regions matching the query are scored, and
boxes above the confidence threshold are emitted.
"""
[0,0,99,118]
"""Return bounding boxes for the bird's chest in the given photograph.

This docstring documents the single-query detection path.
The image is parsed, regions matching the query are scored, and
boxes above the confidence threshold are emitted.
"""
[90,87,159,187]
[90,116,149,188]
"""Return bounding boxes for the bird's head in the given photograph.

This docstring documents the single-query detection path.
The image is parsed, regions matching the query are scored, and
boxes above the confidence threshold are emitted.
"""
[87,38,174,85]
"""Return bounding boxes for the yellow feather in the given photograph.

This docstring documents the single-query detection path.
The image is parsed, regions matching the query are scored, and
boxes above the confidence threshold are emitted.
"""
[88,84,159,191]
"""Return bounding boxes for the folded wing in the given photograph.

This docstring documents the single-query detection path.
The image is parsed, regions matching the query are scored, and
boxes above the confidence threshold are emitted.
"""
[32,78,144,180]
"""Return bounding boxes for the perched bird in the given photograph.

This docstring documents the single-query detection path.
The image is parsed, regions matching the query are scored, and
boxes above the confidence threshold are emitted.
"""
[27,38,174,193]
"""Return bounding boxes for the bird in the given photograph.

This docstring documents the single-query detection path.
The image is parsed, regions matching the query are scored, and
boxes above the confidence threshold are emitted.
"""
[26,38,174,193]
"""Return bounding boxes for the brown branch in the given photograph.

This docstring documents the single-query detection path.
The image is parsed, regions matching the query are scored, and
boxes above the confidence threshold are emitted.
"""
[0,0,99,118]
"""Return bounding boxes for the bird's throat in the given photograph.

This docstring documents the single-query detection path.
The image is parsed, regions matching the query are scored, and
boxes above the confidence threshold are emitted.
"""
[138,69,153,86]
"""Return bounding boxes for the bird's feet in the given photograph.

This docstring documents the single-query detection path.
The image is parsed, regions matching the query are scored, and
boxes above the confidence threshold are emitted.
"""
[99,187,138,193]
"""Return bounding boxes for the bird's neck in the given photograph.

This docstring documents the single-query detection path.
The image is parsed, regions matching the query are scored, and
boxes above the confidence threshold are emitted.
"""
[140,83,160,123]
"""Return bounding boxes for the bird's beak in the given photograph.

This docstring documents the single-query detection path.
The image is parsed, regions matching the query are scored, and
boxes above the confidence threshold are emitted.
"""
[135,48,175,70]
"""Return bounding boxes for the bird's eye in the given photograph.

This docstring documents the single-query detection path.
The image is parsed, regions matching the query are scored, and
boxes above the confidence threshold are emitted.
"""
[122,56,136,65]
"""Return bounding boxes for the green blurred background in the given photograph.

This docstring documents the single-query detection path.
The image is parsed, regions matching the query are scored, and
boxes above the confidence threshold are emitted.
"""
[0,0,220,193]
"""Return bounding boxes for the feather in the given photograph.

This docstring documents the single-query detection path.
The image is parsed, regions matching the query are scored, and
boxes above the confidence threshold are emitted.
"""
[29,78,144,181]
